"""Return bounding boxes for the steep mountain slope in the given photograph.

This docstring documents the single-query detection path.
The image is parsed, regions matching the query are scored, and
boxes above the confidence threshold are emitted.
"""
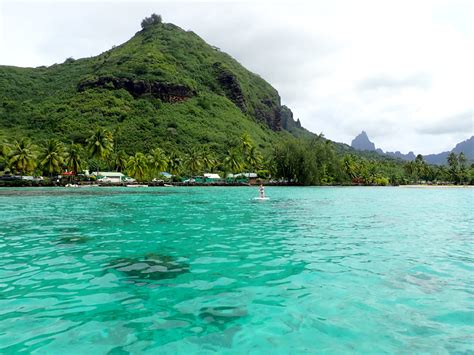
[0,18,301,155]
[424,136,474,165]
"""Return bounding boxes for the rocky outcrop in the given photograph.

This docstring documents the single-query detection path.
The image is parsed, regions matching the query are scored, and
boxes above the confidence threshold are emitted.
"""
[213,62,286,131]
[211,61,307,132]
[351,131,376,151]
[255,105,281,131]
[213,62,246,112]
[77,76,195,102]
[280,105,301,130]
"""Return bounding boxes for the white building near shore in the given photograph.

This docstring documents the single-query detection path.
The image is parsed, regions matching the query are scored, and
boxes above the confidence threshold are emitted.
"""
[96,172,135,183]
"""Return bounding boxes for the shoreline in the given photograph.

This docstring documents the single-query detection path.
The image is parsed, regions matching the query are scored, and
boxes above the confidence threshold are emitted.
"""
[0,183,472,188]
[399,184,473,188]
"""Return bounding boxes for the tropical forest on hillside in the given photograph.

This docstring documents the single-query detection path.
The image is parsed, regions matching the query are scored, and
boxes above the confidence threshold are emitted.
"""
[1,128,473,186]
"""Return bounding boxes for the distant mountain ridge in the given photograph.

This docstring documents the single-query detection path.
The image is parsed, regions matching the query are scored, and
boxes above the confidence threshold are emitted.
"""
[423,136,474,165]
[350,132,474,165]
[385,150,416,161]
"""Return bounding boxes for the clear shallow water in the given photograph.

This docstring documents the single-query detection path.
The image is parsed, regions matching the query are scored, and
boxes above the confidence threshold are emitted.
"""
[0,186,472,354]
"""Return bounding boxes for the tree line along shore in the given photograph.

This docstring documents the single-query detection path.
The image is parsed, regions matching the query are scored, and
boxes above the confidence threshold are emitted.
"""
[1,127,473,187]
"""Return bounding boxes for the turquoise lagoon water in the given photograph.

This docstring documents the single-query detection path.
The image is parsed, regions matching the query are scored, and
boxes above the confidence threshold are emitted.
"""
[0,186,472,354]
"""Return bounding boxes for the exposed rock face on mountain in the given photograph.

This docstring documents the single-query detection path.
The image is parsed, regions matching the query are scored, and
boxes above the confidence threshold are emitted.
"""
[351,131,376,151]
[254,100,282,131]
[280,105,302,130]
[77,75,196,102]
[213,62,246,112]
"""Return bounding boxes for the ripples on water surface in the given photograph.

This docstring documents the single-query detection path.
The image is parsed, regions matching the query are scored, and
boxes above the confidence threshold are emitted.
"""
[0,187,472,353]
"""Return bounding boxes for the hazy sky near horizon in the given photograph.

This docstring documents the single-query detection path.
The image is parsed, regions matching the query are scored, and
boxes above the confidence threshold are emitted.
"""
[0,0,472,154]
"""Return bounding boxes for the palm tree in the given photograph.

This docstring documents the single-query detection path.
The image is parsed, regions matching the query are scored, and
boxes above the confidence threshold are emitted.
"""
[414,154,429,181]
[263,152,276,178]
[436,165,449,182]
[447,152,459,183]
[185,147,203,176]
[458,152,467,184]
[241,132,253,154]
[148,148,168,177]
[363,161,378,185]
[404,161,418,183]
[224,148,243,180]
[9,138,38,175]
[112,150,128,172]
[40,139,66,178]
[201,146,217,172]
[343,155,358,180]
[112,126,122,152]
[245,145,262,171]
[66,143,84,176]
[168,152,183,176]
[86,128,113,175]
[126,152,149,182]
[240,132,255,167]
[0,140,11,170]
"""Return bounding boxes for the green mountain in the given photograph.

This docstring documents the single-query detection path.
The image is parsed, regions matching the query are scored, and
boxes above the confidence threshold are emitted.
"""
[7,15,463,186]
[0,16,302,156]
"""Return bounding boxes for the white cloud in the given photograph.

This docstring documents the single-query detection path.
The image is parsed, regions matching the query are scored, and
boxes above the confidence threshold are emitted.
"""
[416,111,473,135]
[0,0,472,154]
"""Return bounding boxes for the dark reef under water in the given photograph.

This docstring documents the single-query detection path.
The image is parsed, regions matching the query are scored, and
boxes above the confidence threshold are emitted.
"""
[107,253,190,281]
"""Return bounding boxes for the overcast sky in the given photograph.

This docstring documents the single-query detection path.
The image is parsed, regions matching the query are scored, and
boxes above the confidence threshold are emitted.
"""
[0,0,472,154]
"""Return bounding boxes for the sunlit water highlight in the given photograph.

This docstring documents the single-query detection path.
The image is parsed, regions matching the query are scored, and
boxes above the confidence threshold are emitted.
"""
[0,187,472,353]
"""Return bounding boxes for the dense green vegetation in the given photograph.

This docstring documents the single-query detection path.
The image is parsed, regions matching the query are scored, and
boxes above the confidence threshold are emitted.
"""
[1,129,473,185]
[1,15,473,186]
[271,137,474,185]
[0,129,266,182]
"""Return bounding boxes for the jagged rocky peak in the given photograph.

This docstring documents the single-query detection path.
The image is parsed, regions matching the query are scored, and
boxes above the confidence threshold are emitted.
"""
[280,105,302,130]
[386,151,416,161]
[351,131,376,151]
